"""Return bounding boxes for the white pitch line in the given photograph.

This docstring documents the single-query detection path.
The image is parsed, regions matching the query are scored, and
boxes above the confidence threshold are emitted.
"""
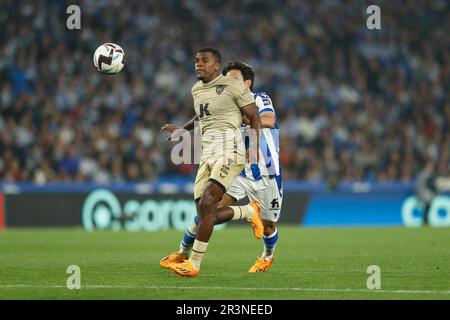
[0,284,449,295]
[147,285,450,295]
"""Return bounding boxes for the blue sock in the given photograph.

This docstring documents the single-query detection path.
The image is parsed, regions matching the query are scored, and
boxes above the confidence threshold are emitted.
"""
[179,216,199,255]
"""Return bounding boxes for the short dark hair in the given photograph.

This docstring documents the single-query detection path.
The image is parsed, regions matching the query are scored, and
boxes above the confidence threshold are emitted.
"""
[222,60,255,91]
[197,47,221,63]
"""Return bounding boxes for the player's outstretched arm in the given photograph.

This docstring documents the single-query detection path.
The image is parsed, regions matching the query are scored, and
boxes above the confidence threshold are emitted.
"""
[161,115,198,140]
[181,115,199,131]
[241,103,262,163]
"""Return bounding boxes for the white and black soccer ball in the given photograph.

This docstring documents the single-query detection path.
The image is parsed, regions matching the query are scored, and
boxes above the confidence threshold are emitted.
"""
[93,43,125,74]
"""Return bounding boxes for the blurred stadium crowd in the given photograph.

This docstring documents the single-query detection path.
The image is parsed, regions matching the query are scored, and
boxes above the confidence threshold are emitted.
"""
[0,0,449,184]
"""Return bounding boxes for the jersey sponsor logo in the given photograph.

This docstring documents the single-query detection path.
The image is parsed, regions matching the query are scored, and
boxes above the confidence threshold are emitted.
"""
[271,198,280,209]
[216,85,225,95]
[199,103,211,118]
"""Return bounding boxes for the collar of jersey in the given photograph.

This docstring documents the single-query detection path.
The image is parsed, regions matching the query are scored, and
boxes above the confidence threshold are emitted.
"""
[202,74,223,87]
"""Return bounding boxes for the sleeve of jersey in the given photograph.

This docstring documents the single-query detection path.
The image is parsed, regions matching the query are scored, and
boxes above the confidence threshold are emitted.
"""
[229,80,255,109]
[191,83,197,98]
[257,94,275,114]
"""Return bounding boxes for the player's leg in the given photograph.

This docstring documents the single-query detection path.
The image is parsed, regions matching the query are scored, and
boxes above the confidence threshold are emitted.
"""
[248,176,282,272]
[213,193,238,224]
[215,199,261,227]
[170,160,244,276]
[165,193,235,268]
[161,188,244,269]
[261,219,278,260]
[160,161,210,269]
[181,176,262,227]
[214,177,263,237]
[173,173,255,258]
[171,191,262,264]
[196,179,224,241]
[169,180,224,276]
[169,188,257,267]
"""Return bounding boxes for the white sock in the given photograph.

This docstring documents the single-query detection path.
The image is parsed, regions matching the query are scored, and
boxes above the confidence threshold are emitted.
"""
[246,204,255,218]
[190,240,208,270]
[262,228,278,260]
[230,204,255,220]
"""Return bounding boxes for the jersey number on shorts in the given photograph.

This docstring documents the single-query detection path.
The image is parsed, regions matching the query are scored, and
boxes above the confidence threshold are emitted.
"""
[199,103,211,118]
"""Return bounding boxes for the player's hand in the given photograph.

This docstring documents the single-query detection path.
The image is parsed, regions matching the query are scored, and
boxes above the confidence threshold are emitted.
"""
[161,124,179,133]
[242,116,250,125]
[161,124,182,141]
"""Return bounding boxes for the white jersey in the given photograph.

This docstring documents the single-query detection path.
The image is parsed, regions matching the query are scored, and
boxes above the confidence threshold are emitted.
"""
[241,92,281,183]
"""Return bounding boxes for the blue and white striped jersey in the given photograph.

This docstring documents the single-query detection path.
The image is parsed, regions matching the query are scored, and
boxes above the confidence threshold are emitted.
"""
[241,92,281,181]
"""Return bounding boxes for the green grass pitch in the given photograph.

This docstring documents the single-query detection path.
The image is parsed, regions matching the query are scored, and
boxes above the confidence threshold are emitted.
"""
[0,226,449,299]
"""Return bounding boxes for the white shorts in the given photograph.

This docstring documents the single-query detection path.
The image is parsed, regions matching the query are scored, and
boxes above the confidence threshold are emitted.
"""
[227,175,283,222]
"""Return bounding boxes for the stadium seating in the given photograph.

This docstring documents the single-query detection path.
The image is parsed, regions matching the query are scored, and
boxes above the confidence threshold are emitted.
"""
[0,0,448,183]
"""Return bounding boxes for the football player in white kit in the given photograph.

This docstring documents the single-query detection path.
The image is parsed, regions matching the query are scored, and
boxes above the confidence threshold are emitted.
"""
[161,61,282,273]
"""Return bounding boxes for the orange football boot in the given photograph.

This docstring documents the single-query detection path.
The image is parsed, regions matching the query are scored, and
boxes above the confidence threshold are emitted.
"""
[248,256,274,272]
[247,201,264,239]
[170,259,200,277]
[160,252,188,269]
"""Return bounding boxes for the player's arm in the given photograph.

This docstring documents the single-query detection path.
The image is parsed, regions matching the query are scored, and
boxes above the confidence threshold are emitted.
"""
[241,103,261,163]
[243,112,275,128]
[161,115,198,140]
[260,112,275,128]
[181,115,198,131]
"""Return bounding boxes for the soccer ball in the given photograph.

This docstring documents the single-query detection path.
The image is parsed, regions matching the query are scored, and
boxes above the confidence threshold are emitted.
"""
[93,43,125,74]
